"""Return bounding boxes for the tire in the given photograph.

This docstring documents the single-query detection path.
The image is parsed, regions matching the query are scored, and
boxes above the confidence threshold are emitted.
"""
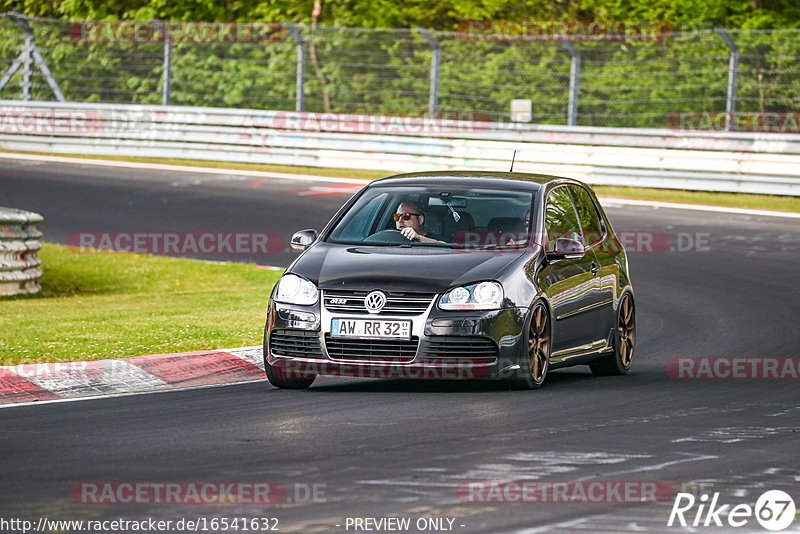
[264,360,316,389]
[590,292,636,376]
[510,301,551,389]
[263,333,316,389]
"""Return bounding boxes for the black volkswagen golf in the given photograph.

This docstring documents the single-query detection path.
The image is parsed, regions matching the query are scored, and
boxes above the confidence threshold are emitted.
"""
[264,171,635,389]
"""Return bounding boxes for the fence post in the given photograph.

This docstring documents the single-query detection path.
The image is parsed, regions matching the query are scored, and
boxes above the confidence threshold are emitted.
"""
[415,28,440,117]
[715,29,739,132]
[20,33,32,101]
[162,22,173,106]
[561,40,580,126]
[0,13,65,102]
[30,44,65,102]
[283,23,306,112]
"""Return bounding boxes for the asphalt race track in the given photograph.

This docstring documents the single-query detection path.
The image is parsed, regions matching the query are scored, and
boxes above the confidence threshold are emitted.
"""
[1,157,799,533]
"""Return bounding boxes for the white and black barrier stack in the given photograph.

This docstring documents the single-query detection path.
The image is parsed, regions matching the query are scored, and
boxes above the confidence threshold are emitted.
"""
[0,207,44,296]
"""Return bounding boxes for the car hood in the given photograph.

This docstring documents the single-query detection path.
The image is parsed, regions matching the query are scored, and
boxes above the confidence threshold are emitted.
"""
[290,242,524,293]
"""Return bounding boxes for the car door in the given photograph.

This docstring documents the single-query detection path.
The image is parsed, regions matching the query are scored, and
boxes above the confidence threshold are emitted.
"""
[568,184,617,345]
[537,186,599,355]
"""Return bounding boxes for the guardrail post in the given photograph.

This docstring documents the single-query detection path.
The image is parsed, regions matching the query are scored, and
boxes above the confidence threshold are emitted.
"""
[415,28,441,117]
[561,40,580,126]
[284,23,306,112]
[162,22,173,106]
[715,29,739,132]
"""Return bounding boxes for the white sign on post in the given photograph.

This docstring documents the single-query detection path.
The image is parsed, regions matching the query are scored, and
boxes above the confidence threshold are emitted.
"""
[511,99,532,122]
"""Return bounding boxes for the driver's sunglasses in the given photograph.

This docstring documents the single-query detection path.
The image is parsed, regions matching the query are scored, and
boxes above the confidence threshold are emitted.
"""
[393,212,422,221]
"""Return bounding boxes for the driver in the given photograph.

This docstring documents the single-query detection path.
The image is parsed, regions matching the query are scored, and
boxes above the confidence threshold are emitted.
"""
[394,201,444,243]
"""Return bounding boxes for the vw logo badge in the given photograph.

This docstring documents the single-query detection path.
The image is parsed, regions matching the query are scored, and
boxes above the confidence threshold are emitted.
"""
[364,290,387,314]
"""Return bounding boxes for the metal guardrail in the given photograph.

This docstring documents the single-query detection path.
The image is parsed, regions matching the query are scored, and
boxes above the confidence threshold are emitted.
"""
[1,100,799,196]
[0,207,43,296]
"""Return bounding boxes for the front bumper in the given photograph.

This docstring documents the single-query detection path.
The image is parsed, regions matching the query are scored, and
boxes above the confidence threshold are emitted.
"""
[264,297,528,380]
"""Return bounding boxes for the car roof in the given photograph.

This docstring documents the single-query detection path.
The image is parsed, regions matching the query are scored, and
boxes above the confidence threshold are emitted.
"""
[371,171,581,191]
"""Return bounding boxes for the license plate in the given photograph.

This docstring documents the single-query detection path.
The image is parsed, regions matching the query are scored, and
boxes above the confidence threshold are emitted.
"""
[331,318,411,339]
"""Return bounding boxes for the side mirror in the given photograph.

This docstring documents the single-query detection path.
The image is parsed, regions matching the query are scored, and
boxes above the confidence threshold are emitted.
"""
[290,229,318,251]
[545,237,585,260]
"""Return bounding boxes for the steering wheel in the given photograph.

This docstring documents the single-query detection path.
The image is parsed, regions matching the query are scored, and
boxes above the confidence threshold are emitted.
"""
[363,229,413,244]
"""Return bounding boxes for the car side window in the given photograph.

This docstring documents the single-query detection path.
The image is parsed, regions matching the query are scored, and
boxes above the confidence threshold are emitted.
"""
[568,185,604,246]
[544,187,582,251]
[329,193,388,241]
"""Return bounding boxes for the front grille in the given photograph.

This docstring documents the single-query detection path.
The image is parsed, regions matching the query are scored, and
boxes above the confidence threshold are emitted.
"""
[269,329,324,359]
[419,336,499,364]
[323,290,434,316]
[324,335,419,363]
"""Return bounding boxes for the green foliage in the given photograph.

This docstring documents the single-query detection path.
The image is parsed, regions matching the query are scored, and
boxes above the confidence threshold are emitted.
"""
[3,0,800,29]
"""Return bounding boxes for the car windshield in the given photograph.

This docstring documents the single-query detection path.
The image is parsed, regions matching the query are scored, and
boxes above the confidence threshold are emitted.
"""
[327,186,534,249]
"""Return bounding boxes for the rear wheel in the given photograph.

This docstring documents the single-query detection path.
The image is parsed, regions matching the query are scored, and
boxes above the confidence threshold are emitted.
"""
[512,302,551,389]
[590,292,635,376]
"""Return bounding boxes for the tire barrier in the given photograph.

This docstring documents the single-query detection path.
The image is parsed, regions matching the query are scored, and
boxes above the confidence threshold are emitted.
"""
[0,207,43,296]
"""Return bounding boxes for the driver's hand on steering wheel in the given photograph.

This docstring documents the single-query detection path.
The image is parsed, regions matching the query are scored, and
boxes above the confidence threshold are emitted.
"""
[400,227,420,241]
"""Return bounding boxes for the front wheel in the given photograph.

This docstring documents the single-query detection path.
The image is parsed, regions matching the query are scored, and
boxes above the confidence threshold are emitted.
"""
[511,301,551,389]
[590,292,635,376]
[265,360,316,389]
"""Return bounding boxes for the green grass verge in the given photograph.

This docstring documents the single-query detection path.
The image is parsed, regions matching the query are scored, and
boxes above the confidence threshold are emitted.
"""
[0,243,282,366]
[3,149,798,213]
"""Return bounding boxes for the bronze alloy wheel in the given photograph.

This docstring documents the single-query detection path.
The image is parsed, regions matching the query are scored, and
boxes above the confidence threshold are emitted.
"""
[618,294,636,367]
[513,302,551,389]
[590,292,636,376]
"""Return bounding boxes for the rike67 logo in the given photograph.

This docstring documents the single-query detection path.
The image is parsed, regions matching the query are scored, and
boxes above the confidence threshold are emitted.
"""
[668,490,795,531]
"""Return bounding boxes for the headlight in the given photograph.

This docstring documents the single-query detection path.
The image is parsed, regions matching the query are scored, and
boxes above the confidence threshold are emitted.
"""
[274,274,318,305]
[439,281,504,310]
